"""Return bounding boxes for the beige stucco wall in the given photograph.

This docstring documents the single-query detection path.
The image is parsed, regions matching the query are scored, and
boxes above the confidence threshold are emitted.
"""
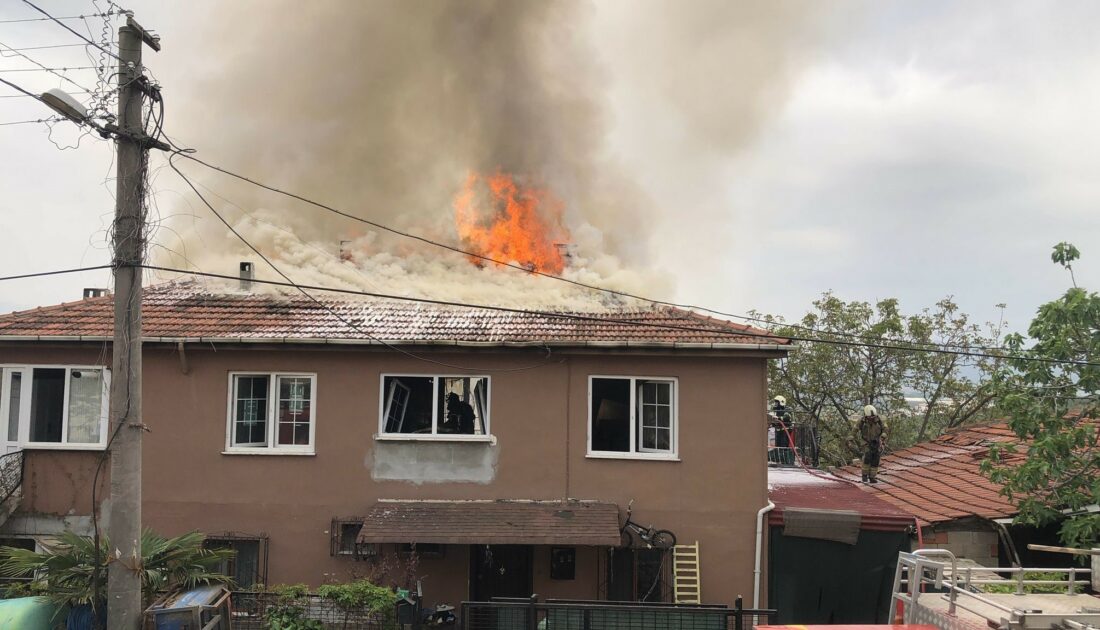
[0,341,771,606]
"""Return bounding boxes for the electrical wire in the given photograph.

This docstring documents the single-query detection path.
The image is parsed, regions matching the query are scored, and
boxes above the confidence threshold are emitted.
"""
[167,152,561,373]
[173,153,1017,356]
[0,265,112,282]
[0,65,101,73]
[0,116,62,126]
[140,262,1100,369]
[0,90,90,99]
[20,0,122,62]
[0,43,90,53]
[0,12,114,25]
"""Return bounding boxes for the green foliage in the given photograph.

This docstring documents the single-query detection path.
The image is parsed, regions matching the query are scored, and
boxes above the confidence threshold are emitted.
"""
[0,530,235,609]
[984,243,1100,548]
[758,293,1003,466]
[981,572,1070,594]
[258,583,322,630]
[317,579,396,614]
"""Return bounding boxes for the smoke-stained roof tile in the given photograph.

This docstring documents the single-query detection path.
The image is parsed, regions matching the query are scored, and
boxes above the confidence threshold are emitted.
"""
[0,279,789,348]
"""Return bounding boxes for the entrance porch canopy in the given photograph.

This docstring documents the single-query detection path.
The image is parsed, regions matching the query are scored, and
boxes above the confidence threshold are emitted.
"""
[357,500,622,546]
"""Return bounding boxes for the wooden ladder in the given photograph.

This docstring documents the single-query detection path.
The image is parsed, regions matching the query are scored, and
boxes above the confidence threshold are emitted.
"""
[672,541,701,604]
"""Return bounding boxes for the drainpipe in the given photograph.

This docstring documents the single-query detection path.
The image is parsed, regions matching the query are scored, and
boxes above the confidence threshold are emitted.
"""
[753,500,775,609]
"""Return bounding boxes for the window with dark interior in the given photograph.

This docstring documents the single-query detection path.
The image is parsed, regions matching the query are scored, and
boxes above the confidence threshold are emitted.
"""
[204,535,267,589]
[606,547,666,602]
[380,375,489,437]
[589,377,675,457]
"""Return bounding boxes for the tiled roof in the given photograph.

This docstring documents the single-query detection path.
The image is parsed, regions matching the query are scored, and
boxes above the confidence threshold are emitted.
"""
[768,467,915,531]
[836,423,1024,525]
[0,280,789,348]
[356,500,622,546]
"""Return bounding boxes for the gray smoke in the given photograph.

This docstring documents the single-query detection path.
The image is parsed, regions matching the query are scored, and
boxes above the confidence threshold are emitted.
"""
[157,0,829,308]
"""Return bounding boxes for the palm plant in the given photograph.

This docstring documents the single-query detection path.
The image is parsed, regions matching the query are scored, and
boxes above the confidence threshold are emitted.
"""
[0,529,235,609]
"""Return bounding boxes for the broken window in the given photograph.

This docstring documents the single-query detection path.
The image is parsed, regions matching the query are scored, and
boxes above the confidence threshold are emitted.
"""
[0,366,108,448]
[589,377,676,456]
[228,373,316,453]
[381,375,489,437]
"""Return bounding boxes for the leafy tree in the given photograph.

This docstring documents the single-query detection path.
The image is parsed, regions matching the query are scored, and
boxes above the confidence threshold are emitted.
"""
[759,293,1002,466]
[0,530,235,610]
[984,243,1100,548]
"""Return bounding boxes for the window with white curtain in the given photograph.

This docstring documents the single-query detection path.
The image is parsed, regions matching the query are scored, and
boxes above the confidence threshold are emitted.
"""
[0,366,109,449]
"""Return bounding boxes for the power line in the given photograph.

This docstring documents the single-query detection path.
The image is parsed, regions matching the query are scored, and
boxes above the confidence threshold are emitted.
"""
[0,43,90,52]
[0,65,101,72]
[0,115,61,126]
[142,261,1100,369]
[0,12,113,25]
[0,74,45,102]
[0,264,112,282]
[0,259,1092,369]
[0,90,89,99]
[20,1,121,61]
[166,152,560,373]
[173,153,1015,356]
[0,40,100,94]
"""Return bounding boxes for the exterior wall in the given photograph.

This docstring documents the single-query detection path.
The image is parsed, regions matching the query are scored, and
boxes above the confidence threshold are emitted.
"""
[0,342,770,607]
[917,526,999,568]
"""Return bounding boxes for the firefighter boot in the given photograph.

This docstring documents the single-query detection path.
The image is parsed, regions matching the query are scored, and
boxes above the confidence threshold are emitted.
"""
[861,464,870,483]
[869,467,879,483]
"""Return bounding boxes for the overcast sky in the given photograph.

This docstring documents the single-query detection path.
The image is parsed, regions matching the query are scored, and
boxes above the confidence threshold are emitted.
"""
[1,1,1097,337]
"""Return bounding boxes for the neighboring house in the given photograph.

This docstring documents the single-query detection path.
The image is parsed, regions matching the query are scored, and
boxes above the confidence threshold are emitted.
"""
[766,468,913,624]
[0,276,788,606]
[836,423,1026,568]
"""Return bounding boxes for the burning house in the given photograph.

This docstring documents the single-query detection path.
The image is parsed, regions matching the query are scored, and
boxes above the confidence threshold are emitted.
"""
[0,271,789,605]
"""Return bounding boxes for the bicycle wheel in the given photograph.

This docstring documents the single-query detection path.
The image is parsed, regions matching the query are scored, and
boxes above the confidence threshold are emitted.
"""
[648,530,676,549]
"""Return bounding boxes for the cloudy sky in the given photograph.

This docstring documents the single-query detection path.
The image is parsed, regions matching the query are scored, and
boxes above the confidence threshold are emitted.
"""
[1,1,1097,337]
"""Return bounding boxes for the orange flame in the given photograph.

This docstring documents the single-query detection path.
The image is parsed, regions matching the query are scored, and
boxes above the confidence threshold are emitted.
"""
[453,172,570,274]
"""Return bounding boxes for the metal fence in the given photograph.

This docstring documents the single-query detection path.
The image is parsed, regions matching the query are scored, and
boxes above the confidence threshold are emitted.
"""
[461,596,775,630]
[0,450,23,507]
[229,591,397,630]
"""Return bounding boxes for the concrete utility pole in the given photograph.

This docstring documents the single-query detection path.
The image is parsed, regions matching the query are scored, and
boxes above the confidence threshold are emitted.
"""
[107,17,160,630]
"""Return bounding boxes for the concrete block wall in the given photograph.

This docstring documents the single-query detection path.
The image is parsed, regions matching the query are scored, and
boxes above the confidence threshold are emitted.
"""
[917,529,999,567]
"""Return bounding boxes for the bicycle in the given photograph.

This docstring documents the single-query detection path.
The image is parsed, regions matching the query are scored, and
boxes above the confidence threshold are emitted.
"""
[619,500,676,549]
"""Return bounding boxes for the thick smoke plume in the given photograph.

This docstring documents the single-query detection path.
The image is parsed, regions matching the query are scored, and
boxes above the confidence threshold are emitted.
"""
[158,1,826,309]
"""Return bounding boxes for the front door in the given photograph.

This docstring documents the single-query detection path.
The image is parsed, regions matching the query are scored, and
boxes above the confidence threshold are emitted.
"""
[470,545,533,601]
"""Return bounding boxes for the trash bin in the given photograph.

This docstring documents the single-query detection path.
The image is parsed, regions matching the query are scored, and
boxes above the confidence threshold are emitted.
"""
[145,584,232,630]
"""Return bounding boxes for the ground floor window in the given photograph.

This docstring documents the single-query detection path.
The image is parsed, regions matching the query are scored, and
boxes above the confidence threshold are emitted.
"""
[606,547,668,602]
[204,532,268,589]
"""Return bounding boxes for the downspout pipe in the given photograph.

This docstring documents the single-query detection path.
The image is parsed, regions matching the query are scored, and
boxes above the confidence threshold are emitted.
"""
[753,500,775,609]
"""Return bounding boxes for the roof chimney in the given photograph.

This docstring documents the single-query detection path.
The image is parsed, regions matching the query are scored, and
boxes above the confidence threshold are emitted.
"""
[83,288,108,299]
[239,261,254,291]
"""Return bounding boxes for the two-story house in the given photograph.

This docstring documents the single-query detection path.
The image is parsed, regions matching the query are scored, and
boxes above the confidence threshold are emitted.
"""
[0,276,788,606]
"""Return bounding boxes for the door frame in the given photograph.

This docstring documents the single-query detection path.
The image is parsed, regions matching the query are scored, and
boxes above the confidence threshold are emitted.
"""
[469,544,534,601]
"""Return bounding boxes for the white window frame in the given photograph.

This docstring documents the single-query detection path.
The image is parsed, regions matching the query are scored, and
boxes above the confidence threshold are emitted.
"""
[224,372,317,455]
[0,365,110,451]
[587,375,679,461]
[376,373,492,442]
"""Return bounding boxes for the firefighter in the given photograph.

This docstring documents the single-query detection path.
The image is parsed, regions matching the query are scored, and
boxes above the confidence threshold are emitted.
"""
[857,404,886,483]
[770,396,794,465]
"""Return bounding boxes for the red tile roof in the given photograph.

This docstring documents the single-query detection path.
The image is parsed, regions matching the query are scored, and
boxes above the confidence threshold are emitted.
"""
[836,423,1024,525]
[0,280,789,349]
[768,467,915,531]
[357,500,622,545]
